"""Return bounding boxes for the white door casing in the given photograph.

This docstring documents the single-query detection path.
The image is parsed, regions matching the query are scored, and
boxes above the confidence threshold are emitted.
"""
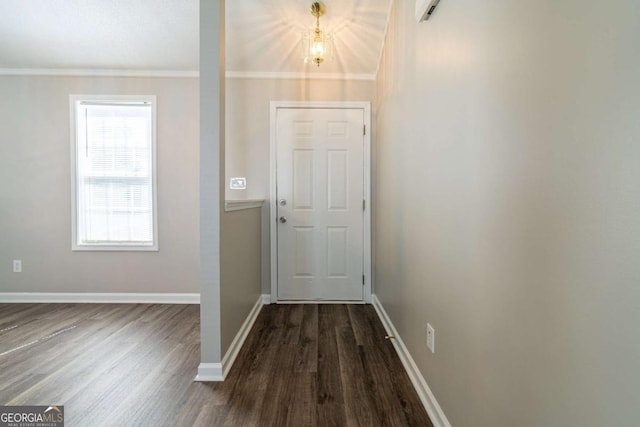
[277,108,362,300]
[270,102,371,303]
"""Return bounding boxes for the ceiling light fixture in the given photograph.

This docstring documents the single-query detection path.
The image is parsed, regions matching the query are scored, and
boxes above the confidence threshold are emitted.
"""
[302,2,333,67]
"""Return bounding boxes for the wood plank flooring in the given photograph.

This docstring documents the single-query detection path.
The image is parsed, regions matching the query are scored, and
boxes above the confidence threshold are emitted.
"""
[0,303,432,427]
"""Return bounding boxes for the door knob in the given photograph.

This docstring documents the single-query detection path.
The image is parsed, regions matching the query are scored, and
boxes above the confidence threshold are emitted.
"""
[279,199,287,206]
[279,216,287,224]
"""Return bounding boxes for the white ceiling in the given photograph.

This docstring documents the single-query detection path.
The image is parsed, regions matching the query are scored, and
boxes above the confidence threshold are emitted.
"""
[0,0,391,77]
[0,1,199,71]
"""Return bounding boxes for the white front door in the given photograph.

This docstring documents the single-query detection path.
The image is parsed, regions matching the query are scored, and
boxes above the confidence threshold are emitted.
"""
[276,107,365,301]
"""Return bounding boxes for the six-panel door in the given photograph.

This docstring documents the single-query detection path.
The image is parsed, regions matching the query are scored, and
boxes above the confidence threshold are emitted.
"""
[276,108,365,301]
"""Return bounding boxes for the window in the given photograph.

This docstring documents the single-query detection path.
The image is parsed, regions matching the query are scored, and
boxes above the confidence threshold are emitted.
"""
[71,95,157,251]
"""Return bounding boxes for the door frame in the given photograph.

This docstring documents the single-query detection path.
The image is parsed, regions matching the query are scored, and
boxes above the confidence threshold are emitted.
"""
[269,101,372,304]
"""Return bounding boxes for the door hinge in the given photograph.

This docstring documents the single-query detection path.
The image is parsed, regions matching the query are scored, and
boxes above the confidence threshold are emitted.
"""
[363,124,366,136]
[362,199,366,211]
[362,275,365,285]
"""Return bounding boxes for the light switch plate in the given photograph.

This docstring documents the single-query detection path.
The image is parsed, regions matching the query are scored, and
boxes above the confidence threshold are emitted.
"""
[230,177,247,190]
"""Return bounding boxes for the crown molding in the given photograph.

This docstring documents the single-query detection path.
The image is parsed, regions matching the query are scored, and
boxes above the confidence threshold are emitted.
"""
[0,68,376,81]
[0,68,198,78]
[225,71,376,81]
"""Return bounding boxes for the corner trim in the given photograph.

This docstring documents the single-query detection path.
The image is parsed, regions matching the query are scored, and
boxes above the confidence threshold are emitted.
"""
[371,295,451,427]
[194,294,267,382]
[195,363,223,381]
[0,293,200,304]
[375,0,395,78]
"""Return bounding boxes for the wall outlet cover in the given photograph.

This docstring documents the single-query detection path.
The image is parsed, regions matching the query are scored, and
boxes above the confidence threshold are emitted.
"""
[426,323,435,353]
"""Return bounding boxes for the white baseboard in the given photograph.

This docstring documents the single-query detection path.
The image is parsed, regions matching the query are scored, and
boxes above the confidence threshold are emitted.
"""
[371,295,451,427]
[0,292,200,304]
[274,300,366,304]
[195,294,267,382]
[219,294,265,379]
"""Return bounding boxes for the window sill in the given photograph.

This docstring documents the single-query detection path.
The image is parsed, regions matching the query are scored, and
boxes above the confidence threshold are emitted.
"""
[72,244,158,252]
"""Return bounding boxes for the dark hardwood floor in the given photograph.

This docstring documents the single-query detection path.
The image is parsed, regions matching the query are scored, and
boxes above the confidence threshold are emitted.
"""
[0,303,432,427]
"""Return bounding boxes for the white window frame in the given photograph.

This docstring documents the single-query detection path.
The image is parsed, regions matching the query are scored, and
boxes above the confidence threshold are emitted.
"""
[70,94,158,251]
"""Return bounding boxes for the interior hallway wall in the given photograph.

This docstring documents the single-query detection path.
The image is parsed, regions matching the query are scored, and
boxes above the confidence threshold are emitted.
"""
[374,0,640,426]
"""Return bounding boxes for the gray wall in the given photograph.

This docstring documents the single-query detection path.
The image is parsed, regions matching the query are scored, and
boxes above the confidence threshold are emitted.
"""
[374,1,640,426]
[0,76,199,293]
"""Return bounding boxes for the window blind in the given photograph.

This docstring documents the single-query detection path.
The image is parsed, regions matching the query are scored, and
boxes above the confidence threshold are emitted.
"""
[75,101,155,246]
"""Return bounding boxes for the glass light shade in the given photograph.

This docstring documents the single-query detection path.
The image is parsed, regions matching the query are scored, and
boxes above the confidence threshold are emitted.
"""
[302,29,333,67]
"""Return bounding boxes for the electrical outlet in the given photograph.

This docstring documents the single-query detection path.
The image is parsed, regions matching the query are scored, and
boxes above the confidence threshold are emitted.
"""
[13,260,22,273]
[426,323,435,353]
